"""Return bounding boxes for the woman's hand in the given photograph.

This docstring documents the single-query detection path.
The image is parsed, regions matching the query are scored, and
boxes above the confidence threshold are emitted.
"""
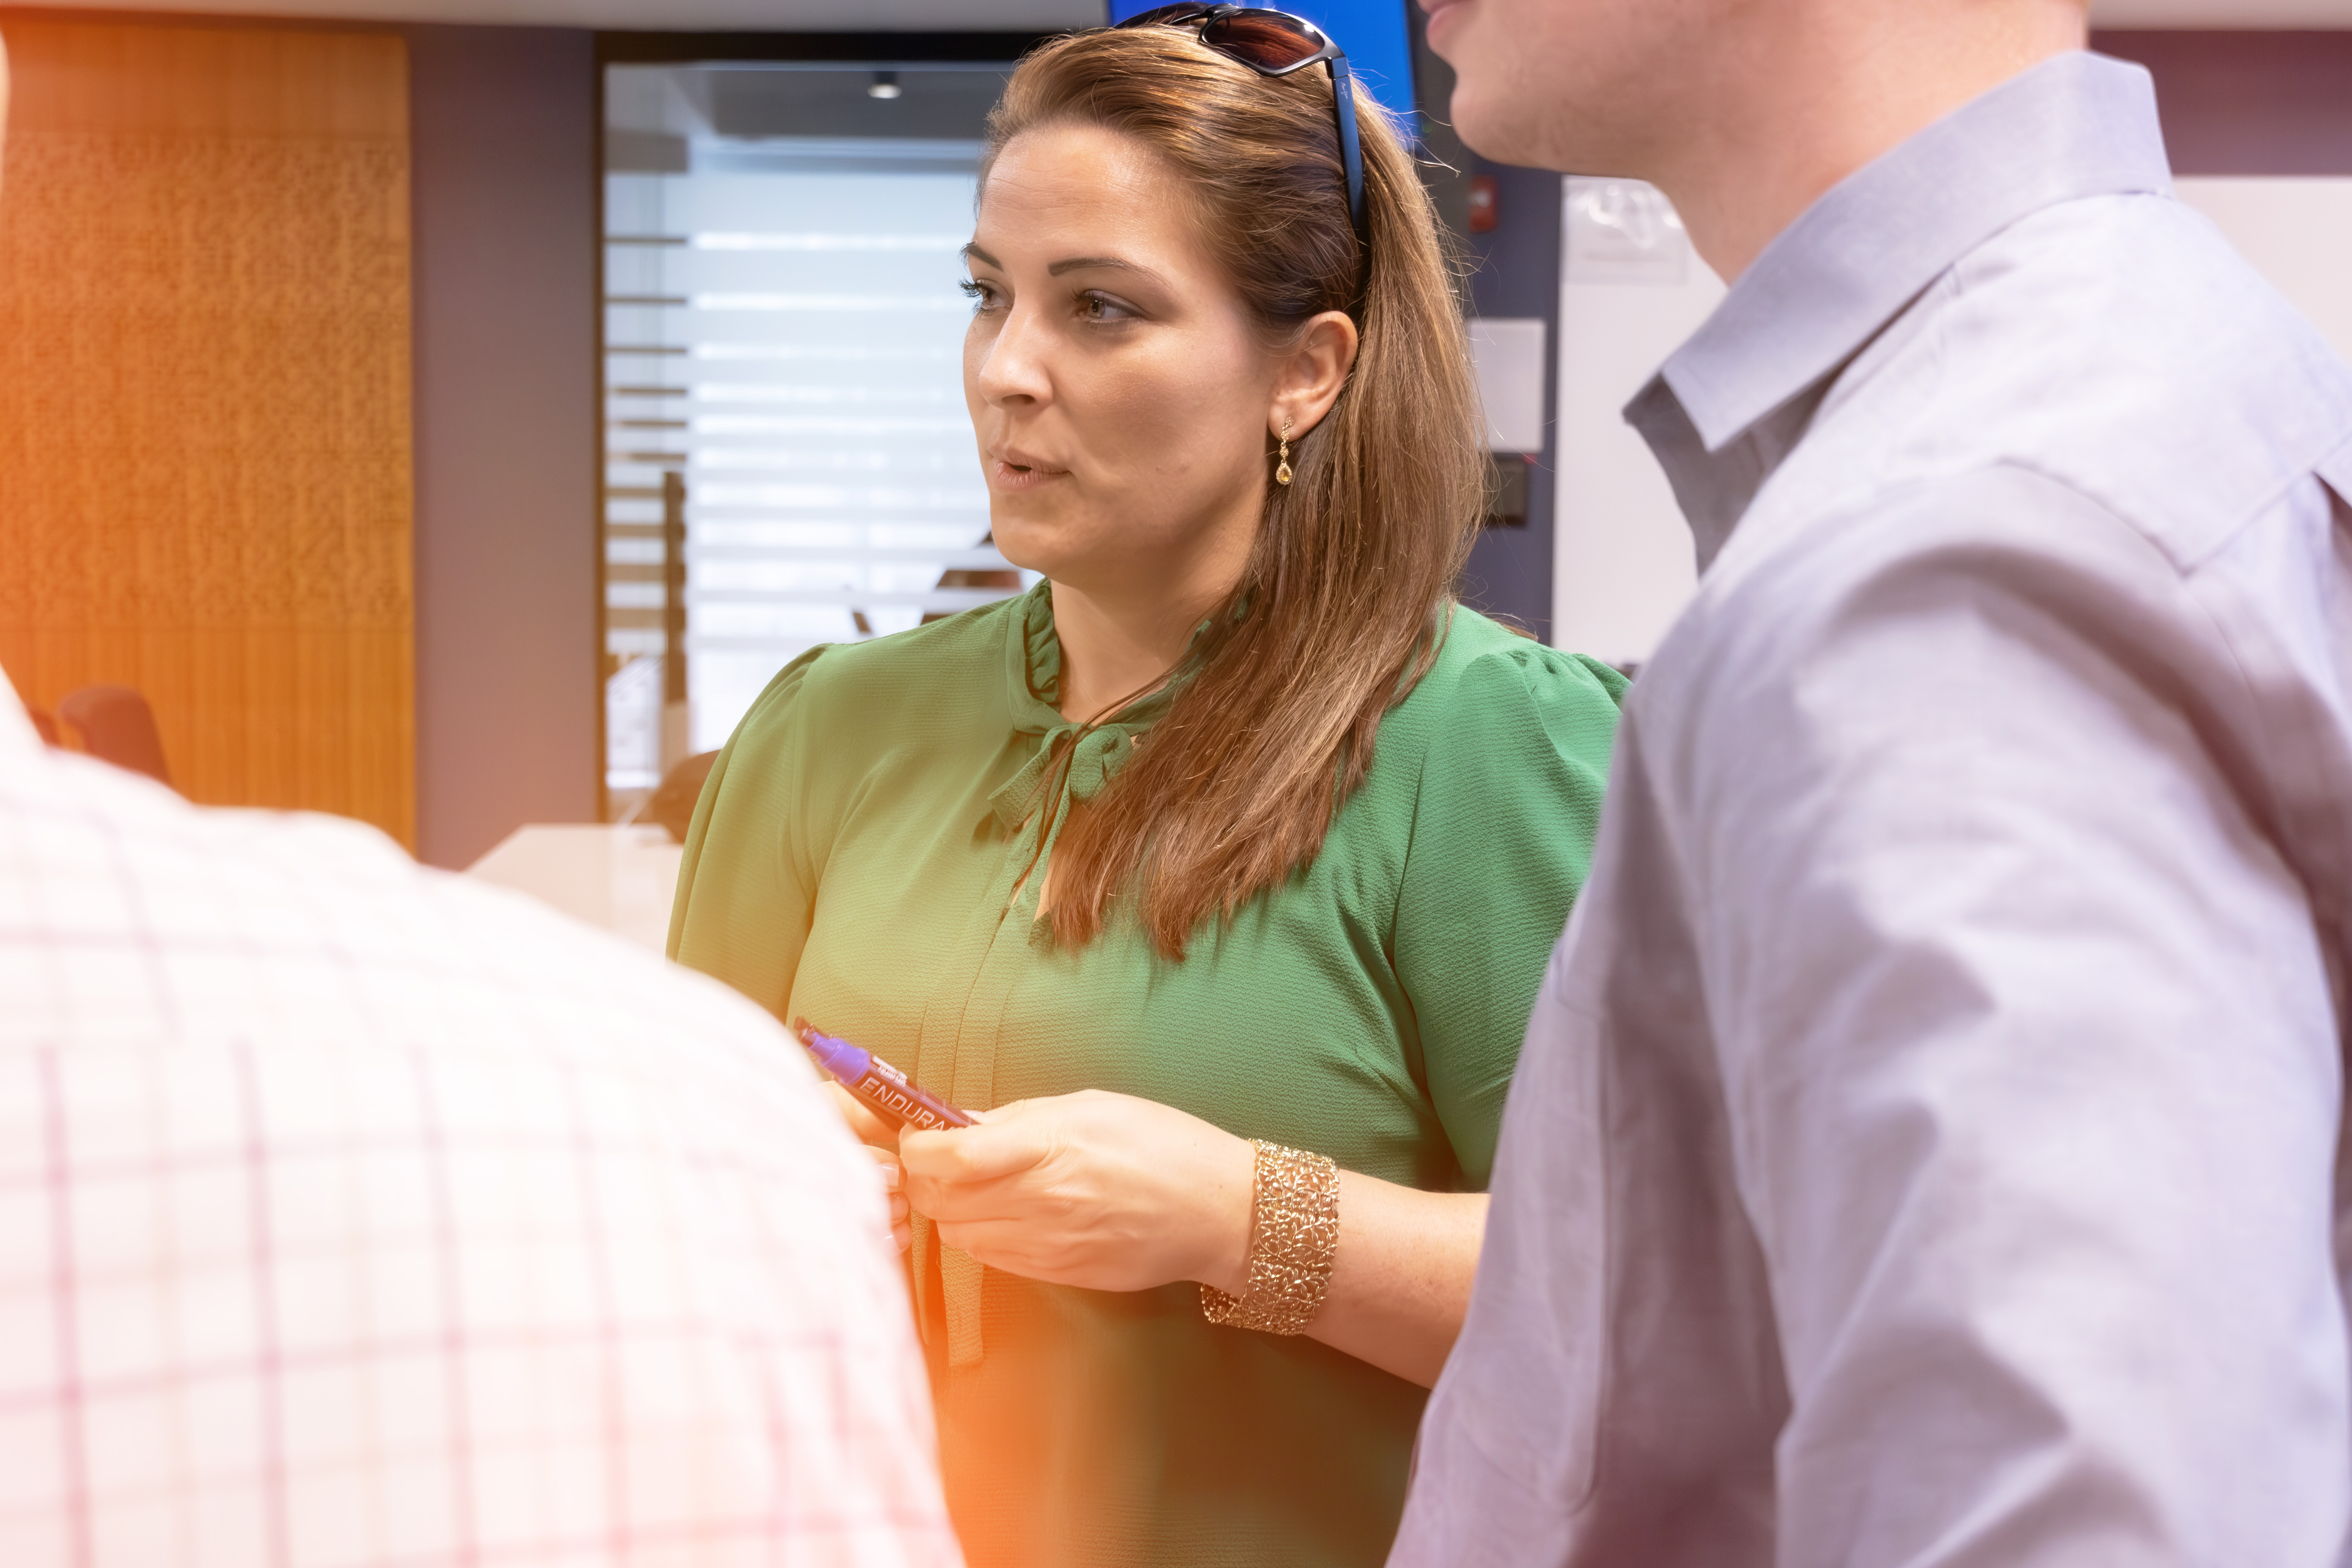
[898,1089,1254,1295]
[825,1080,897,1150]
[822,1083,910,1252]
[867,1145,911,1253]
[903,1088,1490,1387]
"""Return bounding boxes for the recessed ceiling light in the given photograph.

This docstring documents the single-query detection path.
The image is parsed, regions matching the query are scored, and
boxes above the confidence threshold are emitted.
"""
[868,71,902,100]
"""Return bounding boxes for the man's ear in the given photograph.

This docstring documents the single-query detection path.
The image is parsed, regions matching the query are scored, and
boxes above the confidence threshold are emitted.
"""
[1269,309,1360,442]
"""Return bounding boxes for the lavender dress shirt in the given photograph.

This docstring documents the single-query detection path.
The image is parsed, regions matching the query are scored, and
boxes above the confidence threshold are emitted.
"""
[1392,51,2352,1567]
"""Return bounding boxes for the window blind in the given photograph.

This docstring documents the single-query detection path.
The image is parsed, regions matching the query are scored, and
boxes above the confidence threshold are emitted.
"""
[602,108,1029,803]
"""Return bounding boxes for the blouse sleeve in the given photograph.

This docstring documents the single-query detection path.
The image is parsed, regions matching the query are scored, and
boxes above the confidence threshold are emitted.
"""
[666,646,828,1021]
[1393,642,1626,1189]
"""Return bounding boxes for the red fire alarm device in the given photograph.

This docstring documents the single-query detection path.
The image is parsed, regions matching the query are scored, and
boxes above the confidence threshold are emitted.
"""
[1468,174,1499,234]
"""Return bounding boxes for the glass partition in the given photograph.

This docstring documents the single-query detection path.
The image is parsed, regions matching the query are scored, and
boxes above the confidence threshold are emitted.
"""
[601,61,1033,816]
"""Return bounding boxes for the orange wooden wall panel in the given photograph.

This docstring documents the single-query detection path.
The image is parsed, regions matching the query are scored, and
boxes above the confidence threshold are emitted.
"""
[0,17,415,845]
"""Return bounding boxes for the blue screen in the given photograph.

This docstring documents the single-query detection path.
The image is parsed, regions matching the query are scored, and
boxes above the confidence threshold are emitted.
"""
[1102,1,1419,134]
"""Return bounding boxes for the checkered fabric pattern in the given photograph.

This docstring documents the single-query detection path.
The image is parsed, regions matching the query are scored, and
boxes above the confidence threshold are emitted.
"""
[0,688,965,1568]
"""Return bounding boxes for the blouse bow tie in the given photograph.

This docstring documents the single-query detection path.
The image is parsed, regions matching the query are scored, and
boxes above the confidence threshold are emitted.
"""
[989,720,1142,834]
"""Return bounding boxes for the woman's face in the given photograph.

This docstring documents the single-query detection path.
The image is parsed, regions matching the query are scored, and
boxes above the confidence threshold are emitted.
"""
[962,122,1279,611]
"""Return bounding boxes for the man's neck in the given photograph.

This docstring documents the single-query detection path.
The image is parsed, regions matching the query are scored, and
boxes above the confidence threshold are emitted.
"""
[1654,3,2089,282]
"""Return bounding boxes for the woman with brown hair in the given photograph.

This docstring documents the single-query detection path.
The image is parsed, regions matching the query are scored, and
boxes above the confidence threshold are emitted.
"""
[669,11,1624,1566]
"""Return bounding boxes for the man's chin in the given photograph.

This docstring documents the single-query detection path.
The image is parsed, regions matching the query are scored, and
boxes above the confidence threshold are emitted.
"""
[1445,83,1551,172]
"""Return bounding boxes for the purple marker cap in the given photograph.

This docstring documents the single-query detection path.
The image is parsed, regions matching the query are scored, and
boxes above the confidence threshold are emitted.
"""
[797,1023,872,1084]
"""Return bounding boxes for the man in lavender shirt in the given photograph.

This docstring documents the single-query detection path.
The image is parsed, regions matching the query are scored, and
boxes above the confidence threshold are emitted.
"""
[1395,0,2352,1563]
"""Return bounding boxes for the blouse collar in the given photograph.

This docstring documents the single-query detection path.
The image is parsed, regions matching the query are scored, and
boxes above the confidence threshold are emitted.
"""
[989,581,1225,833]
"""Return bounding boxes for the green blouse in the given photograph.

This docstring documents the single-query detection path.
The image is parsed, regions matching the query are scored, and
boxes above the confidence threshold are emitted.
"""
[669,583,1624,1568]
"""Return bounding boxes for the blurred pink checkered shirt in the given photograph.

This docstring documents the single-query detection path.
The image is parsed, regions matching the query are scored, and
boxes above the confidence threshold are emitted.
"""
[0,681,965,1568]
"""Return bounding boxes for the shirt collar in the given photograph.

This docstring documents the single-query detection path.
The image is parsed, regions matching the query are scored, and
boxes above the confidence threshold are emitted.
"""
[1002,576,1227,737]
[1632,50,2173,521]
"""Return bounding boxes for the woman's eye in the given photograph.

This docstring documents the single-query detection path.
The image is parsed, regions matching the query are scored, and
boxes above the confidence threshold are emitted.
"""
[960,279,1003,313]
[1078,291,1139,325]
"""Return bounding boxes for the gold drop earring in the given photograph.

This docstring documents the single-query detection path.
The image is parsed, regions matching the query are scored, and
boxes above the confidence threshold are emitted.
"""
[1275,416,1294,486]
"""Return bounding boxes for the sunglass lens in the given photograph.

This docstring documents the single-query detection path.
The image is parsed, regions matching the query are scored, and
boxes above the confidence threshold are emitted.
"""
[1199,11,1331,71]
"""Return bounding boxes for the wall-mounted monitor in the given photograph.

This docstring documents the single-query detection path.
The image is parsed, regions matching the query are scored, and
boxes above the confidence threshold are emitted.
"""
[1104,0,1419,131]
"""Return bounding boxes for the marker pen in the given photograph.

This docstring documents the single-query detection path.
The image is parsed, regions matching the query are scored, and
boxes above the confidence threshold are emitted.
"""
[794,1018,974,1133]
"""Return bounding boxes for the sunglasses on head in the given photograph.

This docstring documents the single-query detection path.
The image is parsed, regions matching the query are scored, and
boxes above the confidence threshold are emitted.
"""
[1114,4,1369,248]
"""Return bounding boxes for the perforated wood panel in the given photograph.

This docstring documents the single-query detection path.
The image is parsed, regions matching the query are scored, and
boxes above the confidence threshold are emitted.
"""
[0,18,415,845]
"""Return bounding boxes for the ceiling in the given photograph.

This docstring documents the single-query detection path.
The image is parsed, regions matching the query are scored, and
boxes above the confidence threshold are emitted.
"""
[8,0,2350,28]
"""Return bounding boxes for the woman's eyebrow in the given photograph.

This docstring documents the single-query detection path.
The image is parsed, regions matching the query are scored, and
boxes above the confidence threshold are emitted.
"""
[1046,256,1164,284]
[960,244,1170,289]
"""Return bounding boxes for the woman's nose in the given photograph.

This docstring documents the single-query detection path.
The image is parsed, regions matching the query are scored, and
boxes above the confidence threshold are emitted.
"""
[977,304,1052,408]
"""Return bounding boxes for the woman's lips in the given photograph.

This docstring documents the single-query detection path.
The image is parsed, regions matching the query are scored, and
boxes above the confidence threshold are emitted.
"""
[991,458,1069,493]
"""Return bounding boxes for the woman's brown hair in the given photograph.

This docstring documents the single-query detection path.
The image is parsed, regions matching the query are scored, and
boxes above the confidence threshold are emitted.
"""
[993,25,1485,957]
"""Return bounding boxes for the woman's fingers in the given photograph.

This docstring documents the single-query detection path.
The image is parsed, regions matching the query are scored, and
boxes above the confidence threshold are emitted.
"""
[902,1165,1067,1228]
[862,1144,912,1253]
[900,1108,1052,1187]
[825,1081,899,1150]
[868,1144,905,1207]
[934,1215,1070,1276]
[898,1107,1076,1225]
[901,1167,1047,1226]
[893,1089,1257,1295]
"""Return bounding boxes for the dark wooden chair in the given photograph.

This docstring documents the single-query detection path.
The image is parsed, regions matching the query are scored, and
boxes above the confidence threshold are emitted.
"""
[56,685,173,789]
[642,750,720,844]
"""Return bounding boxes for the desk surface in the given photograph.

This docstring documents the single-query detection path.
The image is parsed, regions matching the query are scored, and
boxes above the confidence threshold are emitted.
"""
[466,824,683,953]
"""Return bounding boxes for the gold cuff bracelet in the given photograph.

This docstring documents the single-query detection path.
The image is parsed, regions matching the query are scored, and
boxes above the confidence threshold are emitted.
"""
[1200,1139,1340,1337]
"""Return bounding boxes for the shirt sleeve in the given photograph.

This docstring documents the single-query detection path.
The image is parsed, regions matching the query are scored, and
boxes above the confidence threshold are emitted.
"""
[1684,471,2347,1563]
[1392,638,1625,1189]
[667,646,828,1018]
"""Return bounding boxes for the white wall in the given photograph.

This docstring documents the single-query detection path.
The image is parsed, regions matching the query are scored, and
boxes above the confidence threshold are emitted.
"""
[1550,179,1723,667]
[2175,178,2352,365]
[1551,176,2352,666]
